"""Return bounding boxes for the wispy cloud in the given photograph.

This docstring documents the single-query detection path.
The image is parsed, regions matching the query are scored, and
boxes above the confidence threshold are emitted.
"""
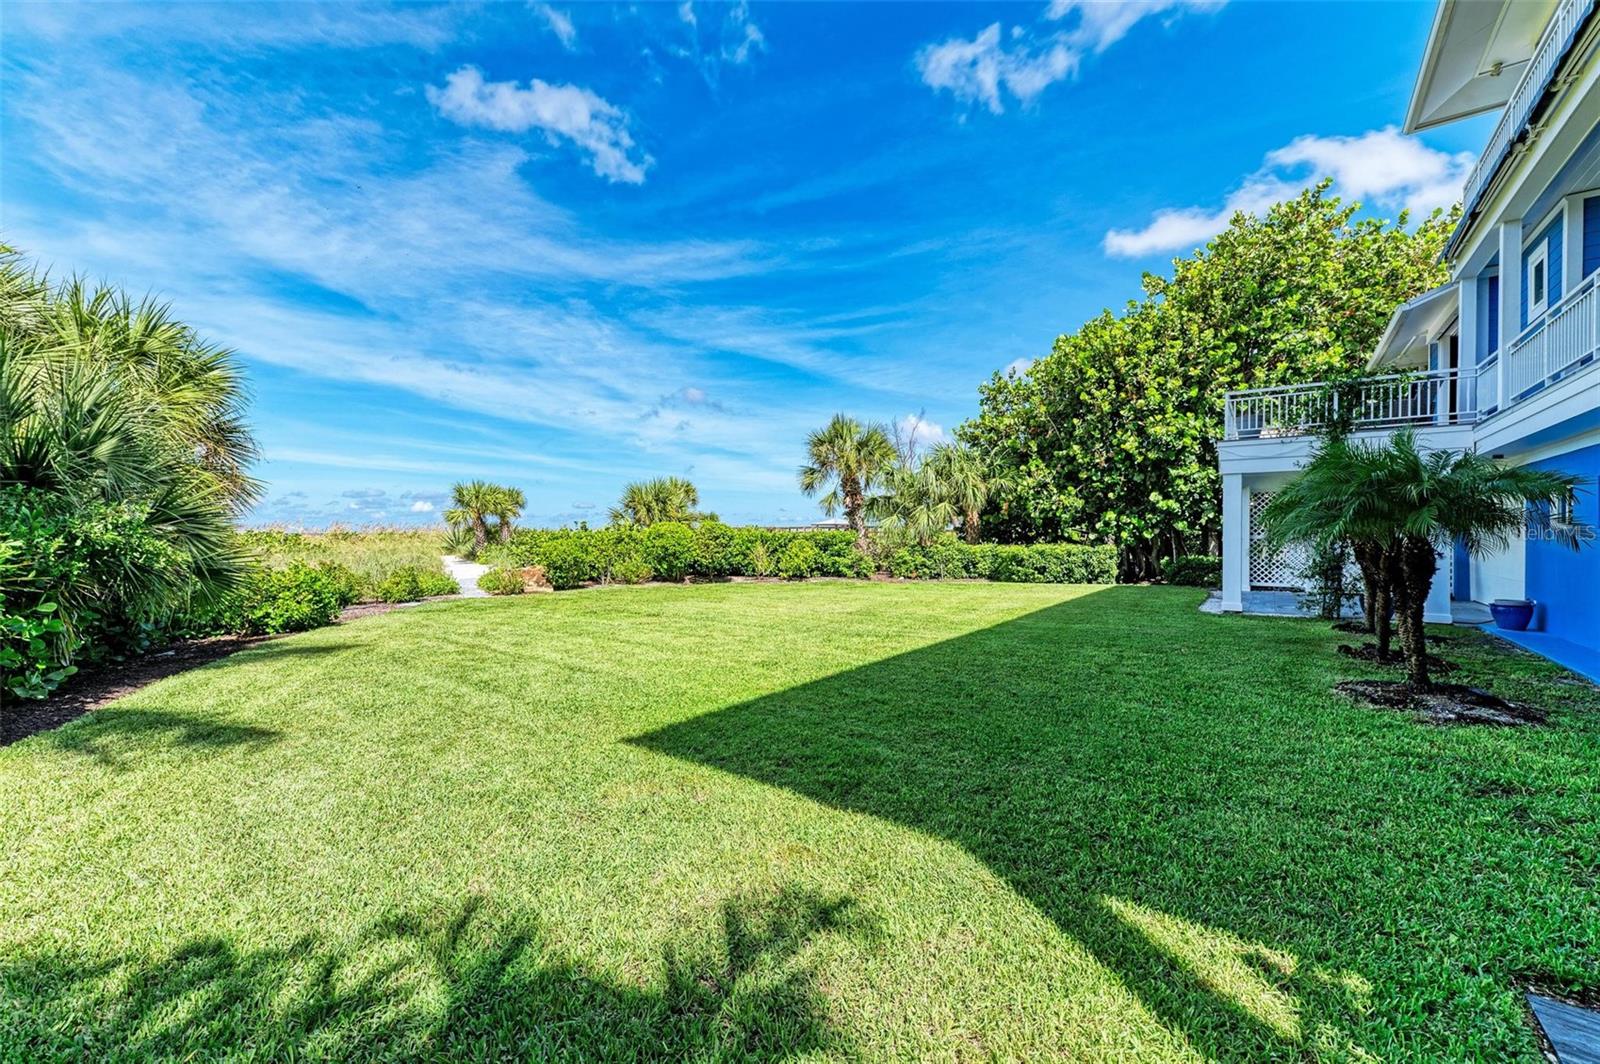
[533,3,578,50]
[918,0,1222,113]
[426,66,651,184]
[1105,125,1471,256]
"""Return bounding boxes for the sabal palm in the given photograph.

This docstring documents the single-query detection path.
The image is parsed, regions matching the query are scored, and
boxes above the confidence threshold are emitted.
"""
[610,477,702,526]
[490,485,525,542]
[924,443,990,544]
[798,415,895,549]
[445,480,500,551]
[0,249,254,623]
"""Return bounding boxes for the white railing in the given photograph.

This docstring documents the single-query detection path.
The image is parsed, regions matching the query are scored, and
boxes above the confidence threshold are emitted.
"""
[1505,266,1600,400]
[1223,369,1478,441]
[1477,354,1501,414]
[1458,0,1596,227]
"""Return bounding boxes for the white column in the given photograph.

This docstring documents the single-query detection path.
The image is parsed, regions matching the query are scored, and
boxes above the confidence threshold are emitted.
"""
[1425,547,1455,624]
[1497,220,1522,403]
[1220,473,1246,612]
[1563,195,1586,292]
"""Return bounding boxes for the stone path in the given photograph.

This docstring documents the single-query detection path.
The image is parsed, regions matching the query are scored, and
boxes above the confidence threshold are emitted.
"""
[442,554,491,598]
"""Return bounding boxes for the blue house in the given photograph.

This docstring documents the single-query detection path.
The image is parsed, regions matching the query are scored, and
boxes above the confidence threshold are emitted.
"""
[1218,0,1600,679]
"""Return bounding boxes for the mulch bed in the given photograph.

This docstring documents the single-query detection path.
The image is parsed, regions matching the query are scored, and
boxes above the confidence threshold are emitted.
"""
[1,599,435,747]
[1335,679,1547,726]
[1337,642,1460,674]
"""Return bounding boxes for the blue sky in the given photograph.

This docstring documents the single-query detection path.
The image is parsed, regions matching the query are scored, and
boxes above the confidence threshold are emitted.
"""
[2,0,1491,527]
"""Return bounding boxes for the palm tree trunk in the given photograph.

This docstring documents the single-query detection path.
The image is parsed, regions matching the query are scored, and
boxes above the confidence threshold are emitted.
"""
[472,517,488,551]
[1395,538,1437,690]
[499,519,513,543]
[843,476,868,551]
[1353,542,1380,634]
[963,508,980,544]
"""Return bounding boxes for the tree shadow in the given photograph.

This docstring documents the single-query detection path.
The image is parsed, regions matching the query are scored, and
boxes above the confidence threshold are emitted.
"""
[628,587,1578,1059]
[1,884,873,1061]
[34,709,281,769]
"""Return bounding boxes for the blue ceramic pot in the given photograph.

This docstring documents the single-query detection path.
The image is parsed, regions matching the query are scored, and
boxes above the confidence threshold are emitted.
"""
[1489,599,1534,631]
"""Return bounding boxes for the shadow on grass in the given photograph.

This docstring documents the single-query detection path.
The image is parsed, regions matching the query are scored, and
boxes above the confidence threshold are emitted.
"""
[37,709,281,769]
[628,586,1568,1059]
[0,885,871,1061]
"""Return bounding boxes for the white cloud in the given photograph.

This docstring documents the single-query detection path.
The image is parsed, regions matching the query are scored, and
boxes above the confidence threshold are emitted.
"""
[1104,126,1471,257]
[533,4,578,50]
[426,66,651,184]
[410,499,436,512]
[918,1,1220,113]
[897,413,948,450]
[1005,357,1033,376]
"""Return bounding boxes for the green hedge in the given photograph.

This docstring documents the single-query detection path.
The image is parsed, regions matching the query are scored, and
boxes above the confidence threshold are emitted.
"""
[884,540,1118,584]
[1159,554,1222,588]
[485,523,1115,589]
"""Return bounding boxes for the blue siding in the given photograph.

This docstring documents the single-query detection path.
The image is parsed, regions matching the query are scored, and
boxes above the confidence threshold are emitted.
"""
[1524,438,1600,652]
[1478,273,1491,352]
[1585,196,1600,278]
[1453,538,1471,600]
[1521,217,1562,327]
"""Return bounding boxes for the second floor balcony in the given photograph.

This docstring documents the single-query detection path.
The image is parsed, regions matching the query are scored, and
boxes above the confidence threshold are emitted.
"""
[1223,266,1600,442]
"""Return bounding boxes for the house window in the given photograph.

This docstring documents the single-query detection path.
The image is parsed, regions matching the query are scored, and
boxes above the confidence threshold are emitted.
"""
[1529,243,1550,319]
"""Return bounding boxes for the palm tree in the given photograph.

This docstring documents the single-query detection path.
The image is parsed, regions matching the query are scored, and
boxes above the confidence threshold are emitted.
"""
[869,461,953,547]
[0,247,256,644]
[1266,431,1582,690]
[490,484,525,542]
[798,415,895,550]
[445,480,499,553]
[1261,436,1399,658]
[923,442,990,544]
[609,476,707,526]
[1373,430,1580,689]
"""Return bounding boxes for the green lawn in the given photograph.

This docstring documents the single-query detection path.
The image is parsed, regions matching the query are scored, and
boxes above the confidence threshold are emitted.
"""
[2,583,1597,1061]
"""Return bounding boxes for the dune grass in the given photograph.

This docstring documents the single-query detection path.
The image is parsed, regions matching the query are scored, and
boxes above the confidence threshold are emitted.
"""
[1,583,1596,1061]
[239,527,448,587]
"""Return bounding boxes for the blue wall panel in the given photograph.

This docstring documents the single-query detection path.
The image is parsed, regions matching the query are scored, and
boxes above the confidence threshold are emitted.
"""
[1525,438,1600,650]
[1586,196,1600,278]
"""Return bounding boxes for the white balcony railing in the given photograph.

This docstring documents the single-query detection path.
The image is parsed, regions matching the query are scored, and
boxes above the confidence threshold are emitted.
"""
[1505,266,1600,401]
[1223,369,1478,441]
[1457,0,1596,235]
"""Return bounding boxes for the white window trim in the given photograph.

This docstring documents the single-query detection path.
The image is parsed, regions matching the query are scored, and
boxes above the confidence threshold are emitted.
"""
[1528,242,1550,320]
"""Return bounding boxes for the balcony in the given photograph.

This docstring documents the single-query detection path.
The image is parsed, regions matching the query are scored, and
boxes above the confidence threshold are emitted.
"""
[1223,369,1479,441]
[1223,267,1600,442]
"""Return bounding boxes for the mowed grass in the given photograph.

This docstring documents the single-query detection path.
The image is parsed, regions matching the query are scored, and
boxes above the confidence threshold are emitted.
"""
[2,583,1597,1061]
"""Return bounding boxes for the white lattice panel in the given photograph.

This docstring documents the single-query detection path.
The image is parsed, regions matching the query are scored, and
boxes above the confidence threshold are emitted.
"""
[1248,490,1308,590]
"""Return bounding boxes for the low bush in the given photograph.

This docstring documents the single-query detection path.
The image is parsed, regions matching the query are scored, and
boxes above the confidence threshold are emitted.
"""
[610,557,654,585]
[477,568,526,596]
[490,524,1118,589]
[191,562,346,636]
[374,566,459,603]
[1159,554,1222,588]
[776,538,821,580]
[886,538,1118,584]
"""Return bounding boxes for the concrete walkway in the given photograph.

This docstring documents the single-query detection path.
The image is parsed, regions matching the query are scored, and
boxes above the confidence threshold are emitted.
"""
[441,555,491,598]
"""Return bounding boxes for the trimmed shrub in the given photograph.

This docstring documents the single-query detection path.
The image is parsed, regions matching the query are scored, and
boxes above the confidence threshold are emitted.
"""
[477,568,526,596]
[641,522,695,582]
[374,565,459,603]
[776,538,821,580]
[1159,554,1222,588]
[610,557,654,585]
[885,537,1117,585]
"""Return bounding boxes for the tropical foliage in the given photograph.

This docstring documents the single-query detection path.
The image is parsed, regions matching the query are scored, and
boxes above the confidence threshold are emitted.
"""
[0,247,259,697]
[959,184,1457,579]
[445,480,524,554]
[1264,430,1581,688]
[799,415,896,550]
[609,476,712,527]
[872,442,992,546]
